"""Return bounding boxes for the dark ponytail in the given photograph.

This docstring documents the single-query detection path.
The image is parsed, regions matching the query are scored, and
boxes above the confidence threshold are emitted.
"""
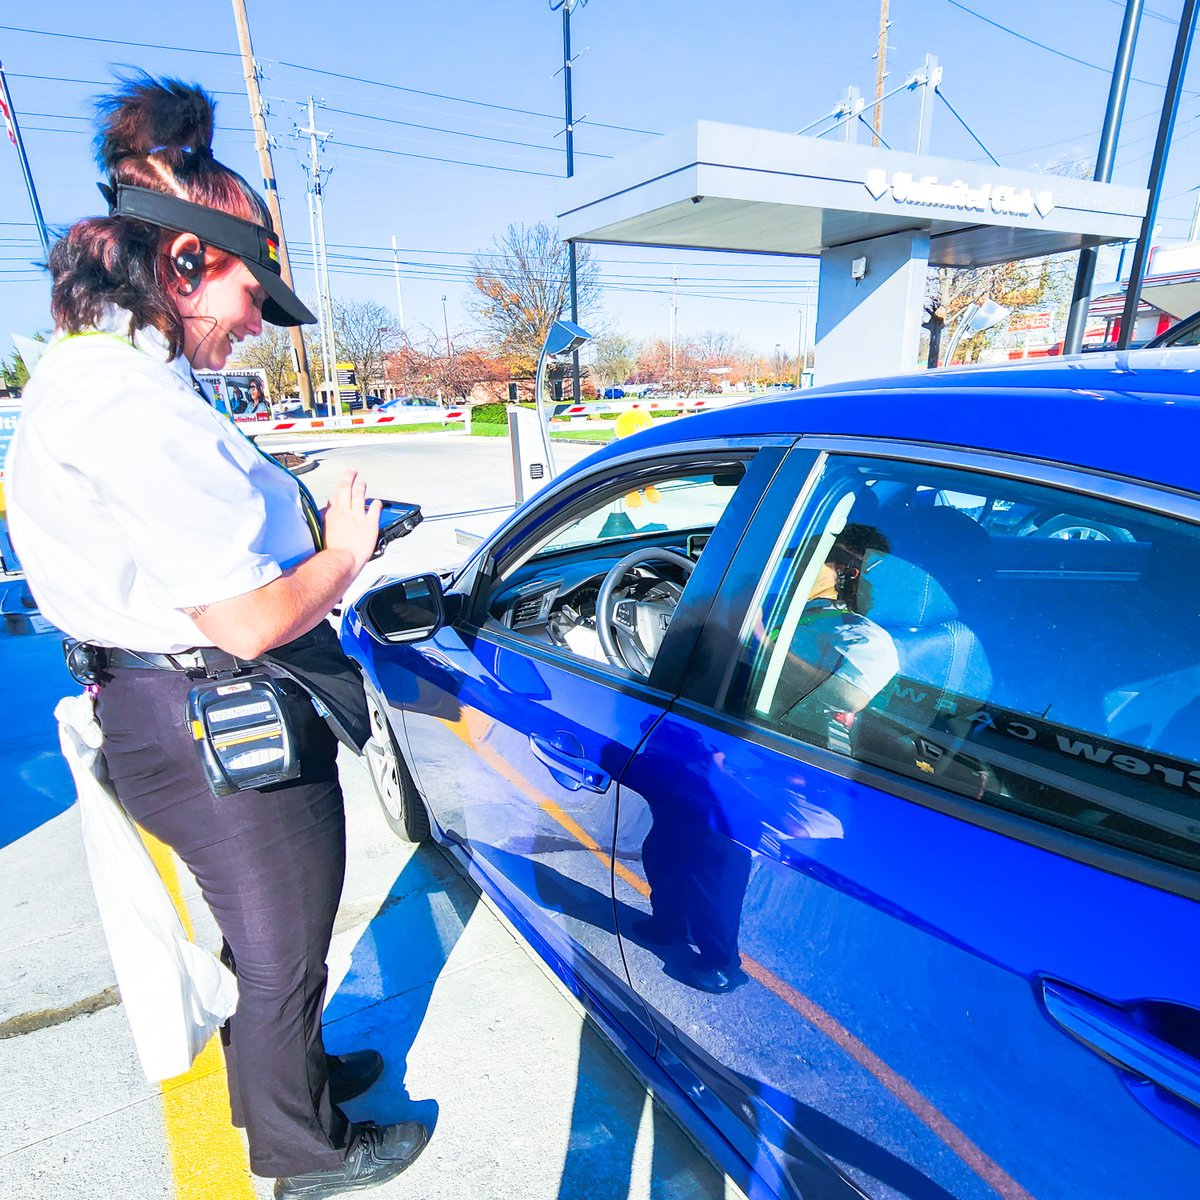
[50,71,271,355]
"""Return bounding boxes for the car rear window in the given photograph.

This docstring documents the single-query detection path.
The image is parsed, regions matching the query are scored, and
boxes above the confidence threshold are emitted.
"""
[726,455,1200,878]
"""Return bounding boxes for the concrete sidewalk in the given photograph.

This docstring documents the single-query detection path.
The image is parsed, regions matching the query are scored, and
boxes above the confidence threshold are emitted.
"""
[0,658,740,1200]
[1,433,742,1199]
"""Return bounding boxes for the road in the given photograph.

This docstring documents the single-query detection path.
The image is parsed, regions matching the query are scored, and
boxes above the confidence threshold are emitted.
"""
[258,429,601,576]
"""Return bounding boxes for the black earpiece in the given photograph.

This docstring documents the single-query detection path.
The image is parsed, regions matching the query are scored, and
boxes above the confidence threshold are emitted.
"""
[171,243,204,294]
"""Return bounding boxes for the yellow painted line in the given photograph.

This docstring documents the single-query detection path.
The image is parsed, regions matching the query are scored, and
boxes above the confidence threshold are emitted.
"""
[438,712,1032,1199]
[140,830,254,1200]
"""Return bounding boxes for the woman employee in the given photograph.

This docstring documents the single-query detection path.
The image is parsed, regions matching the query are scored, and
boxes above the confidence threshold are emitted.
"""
[6,74,428,1199]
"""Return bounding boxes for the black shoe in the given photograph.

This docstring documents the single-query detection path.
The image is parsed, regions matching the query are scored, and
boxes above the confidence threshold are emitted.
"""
[690,963,748,994]
[274,1120,428,1199]
[327,1050,384,1105]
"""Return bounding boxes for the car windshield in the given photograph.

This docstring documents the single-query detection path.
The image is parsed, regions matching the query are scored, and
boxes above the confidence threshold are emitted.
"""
[536,471,740,555]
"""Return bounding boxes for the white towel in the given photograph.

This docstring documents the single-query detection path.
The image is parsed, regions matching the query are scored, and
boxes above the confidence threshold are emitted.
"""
[55,692,237,1081]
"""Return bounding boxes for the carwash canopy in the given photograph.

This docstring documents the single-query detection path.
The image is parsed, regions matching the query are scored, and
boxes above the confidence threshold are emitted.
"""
[556,121,1148,383]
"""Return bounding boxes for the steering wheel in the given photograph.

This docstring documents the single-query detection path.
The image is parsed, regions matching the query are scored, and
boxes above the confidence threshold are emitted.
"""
[597,546,695,676]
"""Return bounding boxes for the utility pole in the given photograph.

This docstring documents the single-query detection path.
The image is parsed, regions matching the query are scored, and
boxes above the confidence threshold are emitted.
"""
[297,98,337,412]
[871,0,891,148]
[796,306,806,386]
[230,0,315,412]
[1118,0,1198,348]
[669,267,678,382]
[1063,0,1144,354]
[390,235,407,338]
[0,60,50,261]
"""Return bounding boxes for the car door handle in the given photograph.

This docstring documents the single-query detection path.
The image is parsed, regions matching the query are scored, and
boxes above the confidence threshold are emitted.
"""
[1042,979,1200,1146]
[529,733,610,793]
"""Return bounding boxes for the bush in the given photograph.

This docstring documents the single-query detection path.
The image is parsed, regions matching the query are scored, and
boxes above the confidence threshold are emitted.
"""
[470,401,509,426]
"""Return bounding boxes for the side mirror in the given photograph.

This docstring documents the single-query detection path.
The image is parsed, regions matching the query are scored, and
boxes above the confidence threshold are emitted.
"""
[373,500,424,557]
[355,573,446,643]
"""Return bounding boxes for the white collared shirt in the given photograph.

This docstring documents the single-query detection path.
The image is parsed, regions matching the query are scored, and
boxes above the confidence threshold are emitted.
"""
[7,309,315,652]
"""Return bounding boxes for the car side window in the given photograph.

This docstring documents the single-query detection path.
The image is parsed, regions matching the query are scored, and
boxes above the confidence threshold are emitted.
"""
[725,454,1200,876]
[483,460,749,673]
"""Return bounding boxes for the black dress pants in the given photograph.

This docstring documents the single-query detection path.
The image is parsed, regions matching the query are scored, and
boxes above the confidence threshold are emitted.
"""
[96,666,354,1177]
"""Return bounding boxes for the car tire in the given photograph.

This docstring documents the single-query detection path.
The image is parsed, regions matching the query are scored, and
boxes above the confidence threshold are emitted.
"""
[1037,515,1135,542]
[362,681,431,842]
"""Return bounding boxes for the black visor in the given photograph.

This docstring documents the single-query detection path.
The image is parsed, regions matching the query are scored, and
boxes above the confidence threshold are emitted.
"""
[101,183,316,326]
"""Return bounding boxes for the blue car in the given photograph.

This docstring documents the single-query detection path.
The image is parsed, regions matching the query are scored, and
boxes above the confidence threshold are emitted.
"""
[342,353,1200,1200]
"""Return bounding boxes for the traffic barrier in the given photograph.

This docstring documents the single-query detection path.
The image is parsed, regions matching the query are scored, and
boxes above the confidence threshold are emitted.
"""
[233,408,468,435]
[552,395,747,419]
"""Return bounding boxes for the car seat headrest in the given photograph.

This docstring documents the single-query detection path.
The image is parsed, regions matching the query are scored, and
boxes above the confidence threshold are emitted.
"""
[883,506,994,582]
[862,552,959,627]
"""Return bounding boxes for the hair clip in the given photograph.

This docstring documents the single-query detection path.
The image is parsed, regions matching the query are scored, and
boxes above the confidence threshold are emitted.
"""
[96,181,117,213]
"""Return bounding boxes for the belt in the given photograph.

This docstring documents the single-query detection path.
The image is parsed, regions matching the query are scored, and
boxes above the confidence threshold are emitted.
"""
[100,647,208,671]
[97,646,253,674]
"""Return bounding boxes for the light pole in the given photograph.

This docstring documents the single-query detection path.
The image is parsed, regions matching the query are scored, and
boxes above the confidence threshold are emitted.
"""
[441,295,451,357]
[1063,0,1145,354]
[1118,0,1198,348]
[944,299,1011,366]
[550,0,589,403]
[535,319,591,477]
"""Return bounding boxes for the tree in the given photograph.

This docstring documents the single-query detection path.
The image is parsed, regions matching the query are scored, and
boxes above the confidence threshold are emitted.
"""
[1,332,48,393]
[1,351,29,393]
[468,222,601,369]
[333,299,400,398]
[388,332,478,401]
[237,325,297,403]
[590,333,639,389]
[926,259,1057,365]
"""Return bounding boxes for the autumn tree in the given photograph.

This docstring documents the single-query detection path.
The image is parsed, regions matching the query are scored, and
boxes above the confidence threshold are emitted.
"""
[333,299,401,398]
[468,222,601,370]
[388,332,481,401]
[927,259,1059,365]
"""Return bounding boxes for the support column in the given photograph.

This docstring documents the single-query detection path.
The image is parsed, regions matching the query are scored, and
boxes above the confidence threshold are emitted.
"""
[814,230,930,386]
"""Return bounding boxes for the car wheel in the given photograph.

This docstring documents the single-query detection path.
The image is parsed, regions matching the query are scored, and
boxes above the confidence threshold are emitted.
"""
[1037,515,1134,542]
[362,682,431,842]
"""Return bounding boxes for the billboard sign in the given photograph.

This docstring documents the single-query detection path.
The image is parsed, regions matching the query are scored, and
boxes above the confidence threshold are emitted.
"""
[195,369,270,419]
[1009,310,1054,333]
[0,406,19,484]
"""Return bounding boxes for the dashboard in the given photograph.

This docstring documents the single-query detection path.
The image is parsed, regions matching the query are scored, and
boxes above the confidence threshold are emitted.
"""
[488,532,710,660]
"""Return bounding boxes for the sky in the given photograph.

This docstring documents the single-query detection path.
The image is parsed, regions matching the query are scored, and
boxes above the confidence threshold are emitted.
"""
[2,0,1199,360]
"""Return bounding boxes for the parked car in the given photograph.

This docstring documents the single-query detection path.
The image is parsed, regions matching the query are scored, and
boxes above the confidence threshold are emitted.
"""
[342,350,1200,1200]
[371,395,450,422]
[376,395,442,411]
[601,386,626,400]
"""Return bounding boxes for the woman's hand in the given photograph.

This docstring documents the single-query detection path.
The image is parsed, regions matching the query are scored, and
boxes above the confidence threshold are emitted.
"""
[322,469,382,576]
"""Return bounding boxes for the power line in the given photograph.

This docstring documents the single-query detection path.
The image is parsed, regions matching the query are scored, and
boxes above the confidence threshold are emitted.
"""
[0,21,241,56]
[318,104,612,160]
[941,0,1200,93]
[272,59,661,137]
[10,71,247,98]
[331,138,561,178]
[8,104,566,178]
[0,22,661,137]
[1099,0,1176,22]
